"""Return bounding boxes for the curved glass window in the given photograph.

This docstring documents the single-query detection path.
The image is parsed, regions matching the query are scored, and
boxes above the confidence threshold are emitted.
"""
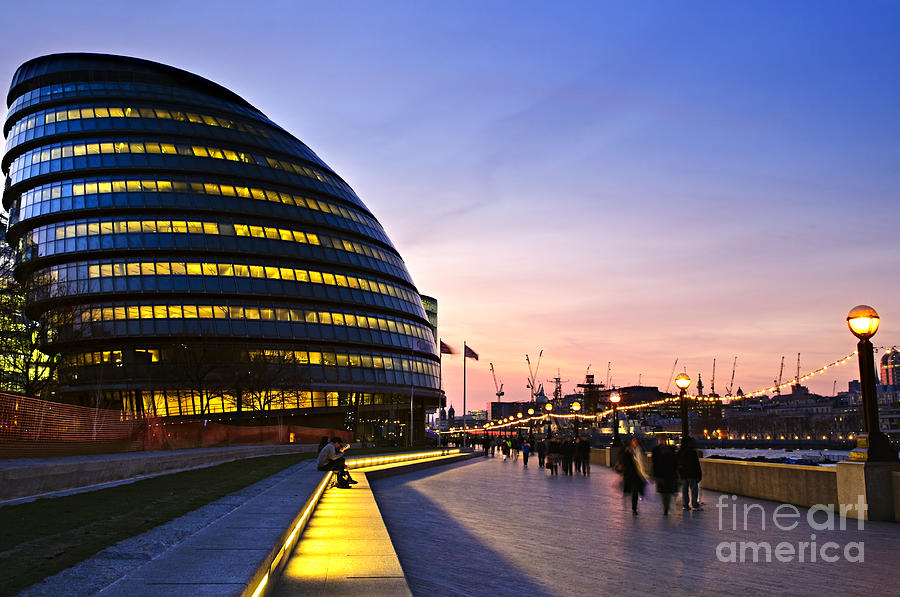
[62,348,439,380]
[19,216,405,270]
[35,259,422,307]
[8,81,272,132]
[53,300,436,345]
[6,103,273,148]
[9,176,385,244]
[7,138,359,206]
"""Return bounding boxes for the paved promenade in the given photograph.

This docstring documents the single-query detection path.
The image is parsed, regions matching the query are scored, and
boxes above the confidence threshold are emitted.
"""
[372,456,900,597]
[273,453,472,597]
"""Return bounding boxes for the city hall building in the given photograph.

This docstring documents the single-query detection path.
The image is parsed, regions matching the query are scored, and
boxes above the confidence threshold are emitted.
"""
[1,53,442,441]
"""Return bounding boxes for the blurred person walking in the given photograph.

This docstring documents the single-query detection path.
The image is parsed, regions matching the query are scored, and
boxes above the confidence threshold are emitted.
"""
[677,437,703,511]
[651,436,679,515]
[616,436,647,515]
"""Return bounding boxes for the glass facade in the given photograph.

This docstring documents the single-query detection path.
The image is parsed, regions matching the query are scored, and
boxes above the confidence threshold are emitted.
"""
[2,53,440,431]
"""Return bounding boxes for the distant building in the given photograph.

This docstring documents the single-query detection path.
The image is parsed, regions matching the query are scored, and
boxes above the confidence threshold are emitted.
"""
[881,352,900,386]
[491,401,533,421]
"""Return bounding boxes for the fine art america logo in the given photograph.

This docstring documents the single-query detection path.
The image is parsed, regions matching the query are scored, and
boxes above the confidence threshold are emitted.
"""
[715,494,866,563]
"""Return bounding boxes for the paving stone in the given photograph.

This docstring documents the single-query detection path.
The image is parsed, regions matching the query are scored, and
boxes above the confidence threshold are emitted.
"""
[372,456,900,597]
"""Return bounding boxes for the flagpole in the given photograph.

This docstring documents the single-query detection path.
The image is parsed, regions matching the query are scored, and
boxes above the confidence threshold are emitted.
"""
[463,340,467,446]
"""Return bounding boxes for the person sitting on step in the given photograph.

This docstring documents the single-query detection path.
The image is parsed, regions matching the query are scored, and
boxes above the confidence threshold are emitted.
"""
[317,437,358,487]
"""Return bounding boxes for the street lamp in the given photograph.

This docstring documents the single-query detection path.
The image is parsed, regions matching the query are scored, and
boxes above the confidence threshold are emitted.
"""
[544,402,553,437]
[675,373,692,443]
[610,392,621,445]
[571,401,581,438]
[847,305,898,461]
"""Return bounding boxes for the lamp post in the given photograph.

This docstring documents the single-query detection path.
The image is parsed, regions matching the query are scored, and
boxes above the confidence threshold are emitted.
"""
[675,373,692,443]
[847,306,898,462]
[571,400,581,438]
[544,402,553,437]
[610,392,621,445]
[527,407,535,437]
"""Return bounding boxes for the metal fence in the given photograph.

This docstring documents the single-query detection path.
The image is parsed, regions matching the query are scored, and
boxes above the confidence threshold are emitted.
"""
[0,392,136,442]
[0,392,352,458]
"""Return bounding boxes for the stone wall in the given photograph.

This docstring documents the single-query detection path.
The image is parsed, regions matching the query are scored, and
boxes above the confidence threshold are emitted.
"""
[698,458,838,508]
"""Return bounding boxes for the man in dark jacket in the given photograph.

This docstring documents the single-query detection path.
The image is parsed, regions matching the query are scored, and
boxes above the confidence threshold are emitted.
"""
[652,436,679,515]
[577,436,591,476]
[317,438,357,488]
[616,436,646,515]
[677,437,703,510]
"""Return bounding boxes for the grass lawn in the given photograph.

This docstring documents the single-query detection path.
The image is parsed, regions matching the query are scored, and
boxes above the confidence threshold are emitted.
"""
[0,445,423,595]
[0,452,312,596]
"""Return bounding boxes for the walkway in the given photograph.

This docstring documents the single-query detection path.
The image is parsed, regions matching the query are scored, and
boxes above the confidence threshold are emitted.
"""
[272,453,466,597]
[372,456,900,597]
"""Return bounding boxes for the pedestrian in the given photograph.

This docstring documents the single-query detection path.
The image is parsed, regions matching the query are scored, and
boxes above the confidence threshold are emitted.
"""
[522,439,531,467]
[502,438,511,461]
[677,436,703,511]
[317,437,358,489]
[547,437,561,476]
[651,436,679,515]
[577,435,591,476]
[536,437,546,468]
[512,436,520,461]
[561,437,575,475]
[574,437,582,474]
[616,436,647,515]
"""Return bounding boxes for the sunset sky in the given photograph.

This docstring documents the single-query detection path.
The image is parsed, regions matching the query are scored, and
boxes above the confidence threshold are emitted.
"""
[2,1,899,412]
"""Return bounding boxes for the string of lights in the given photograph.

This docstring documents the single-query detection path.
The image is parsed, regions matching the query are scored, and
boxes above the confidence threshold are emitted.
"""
[434,347,882,433]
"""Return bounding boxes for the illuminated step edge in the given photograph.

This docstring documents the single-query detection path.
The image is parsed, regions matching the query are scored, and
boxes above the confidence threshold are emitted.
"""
[346,448,461,470]
[246,448,463,597]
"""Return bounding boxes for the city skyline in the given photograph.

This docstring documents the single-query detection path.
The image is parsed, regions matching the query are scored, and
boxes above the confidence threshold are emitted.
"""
[2,2,899,413]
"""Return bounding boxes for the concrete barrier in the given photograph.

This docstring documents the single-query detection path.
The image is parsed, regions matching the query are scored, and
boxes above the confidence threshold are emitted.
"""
[0,444,316,501]
[894,472,900,522]
[590,447,621,467]
[698,458,838,508]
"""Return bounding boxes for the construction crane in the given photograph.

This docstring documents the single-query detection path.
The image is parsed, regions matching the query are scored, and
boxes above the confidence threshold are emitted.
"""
[489,362,504,401]
[727,356,738,396]
[774,356,784,396]
[665,358,679,394]
[525,350,543,399]
[711,358,716,396]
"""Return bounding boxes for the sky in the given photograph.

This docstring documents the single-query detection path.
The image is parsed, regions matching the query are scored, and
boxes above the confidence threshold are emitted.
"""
[1,1,899,412]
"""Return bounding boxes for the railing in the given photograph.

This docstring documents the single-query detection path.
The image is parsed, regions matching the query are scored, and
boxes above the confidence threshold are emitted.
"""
[0,392,352,458]
[0,392,135,442]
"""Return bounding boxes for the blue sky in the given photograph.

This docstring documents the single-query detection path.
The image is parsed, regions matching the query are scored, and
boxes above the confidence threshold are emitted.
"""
[2,1,899,407]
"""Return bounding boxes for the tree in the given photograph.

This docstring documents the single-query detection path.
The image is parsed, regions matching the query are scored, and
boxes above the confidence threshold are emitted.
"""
[171,335,225,416]
[244,350,296,412]
[0,215,57,397]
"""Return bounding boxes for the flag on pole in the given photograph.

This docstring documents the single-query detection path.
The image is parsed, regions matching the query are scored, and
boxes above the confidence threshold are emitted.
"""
[440,341,456,355]
[464,345,479,360]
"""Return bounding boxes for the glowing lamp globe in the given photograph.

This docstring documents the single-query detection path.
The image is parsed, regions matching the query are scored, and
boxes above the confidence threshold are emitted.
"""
[527,408,535,415]
[610,393,621,404]
[516,412,523,418]
[545,403,553,412]
[674,373,691,391]
[571,401,581,412]
[847,305,880,340]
